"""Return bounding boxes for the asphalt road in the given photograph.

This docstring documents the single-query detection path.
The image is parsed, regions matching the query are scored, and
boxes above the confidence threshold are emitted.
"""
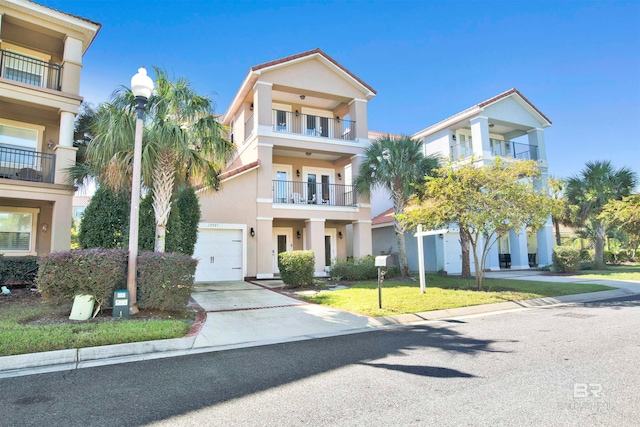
[1,295,638,427]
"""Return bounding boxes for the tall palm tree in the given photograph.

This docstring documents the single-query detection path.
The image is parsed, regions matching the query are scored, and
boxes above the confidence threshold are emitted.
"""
[355,135,440,277]
[77,68,234,252]
[548,176,566,246]
[565,160,637,266]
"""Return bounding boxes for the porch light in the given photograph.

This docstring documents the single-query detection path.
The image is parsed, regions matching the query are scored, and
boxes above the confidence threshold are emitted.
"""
[250,227,255,237]
[338,231,343,239]
[296,169,300,177]
[295,110,299,117]
[250,103,254,111]
[297,231,301,239]
[338,173,342,181]
[300,95,305,100]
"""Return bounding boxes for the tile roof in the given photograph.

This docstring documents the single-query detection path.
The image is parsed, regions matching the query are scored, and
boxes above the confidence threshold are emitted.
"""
[251,48,376,95]
[371,207,395,225]
[27,0,102,27]
[219,160,261,180]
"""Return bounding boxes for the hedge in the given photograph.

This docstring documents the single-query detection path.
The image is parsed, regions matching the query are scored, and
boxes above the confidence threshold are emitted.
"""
[136,251,197,312]
[0,255,38,285]
[278,251,315,288]
[552,246,580,273]
[329,255,399,281]
[37,249,128,308]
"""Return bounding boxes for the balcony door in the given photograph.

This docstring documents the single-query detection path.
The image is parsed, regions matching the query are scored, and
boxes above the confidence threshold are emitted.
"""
[303,167,334,205]
[272,164,292,203]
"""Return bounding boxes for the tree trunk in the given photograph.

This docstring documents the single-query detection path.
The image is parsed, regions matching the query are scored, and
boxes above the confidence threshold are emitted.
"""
[594,222,606,268]
[152,151,176,253]
[460,227,471,278]
[396,229,409,277]
[554,218,561,246]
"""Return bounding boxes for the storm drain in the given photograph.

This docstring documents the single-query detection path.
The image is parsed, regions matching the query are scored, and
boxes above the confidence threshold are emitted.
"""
[553,312,597,319]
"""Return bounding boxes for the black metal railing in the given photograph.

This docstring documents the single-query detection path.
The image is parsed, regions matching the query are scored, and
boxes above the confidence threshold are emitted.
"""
[272,109,355,140]
[0,49,62,91]
[272,180,357,207]
[244,113,254,141]
[0,146,56,183]
[490,139,538,160]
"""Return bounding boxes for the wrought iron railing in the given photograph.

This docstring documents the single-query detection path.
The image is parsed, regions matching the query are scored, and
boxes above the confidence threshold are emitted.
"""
[0,49,62,91]
[490,139,538,160]
[0,146,56,183]
[272,180,357,207]
[272,109,355,140]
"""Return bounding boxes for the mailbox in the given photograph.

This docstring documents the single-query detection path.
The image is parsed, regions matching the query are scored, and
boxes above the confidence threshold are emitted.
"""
[112,289,129,318]
[375,255,395,267]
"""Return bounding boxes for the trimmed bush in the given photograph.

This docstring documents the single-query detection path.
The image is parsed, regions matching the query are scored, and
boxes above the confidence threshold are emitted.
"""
[175,185,201,256]
[278,251,315,288]
[78,186,130,249]
[136,251,197,312]
[0,255,38,285]
[138,194,183,253]
[579,250,592,261]
[552,246,580,273]
[330,255,378,281]
[37,249,127,307]
[579,261,596,271]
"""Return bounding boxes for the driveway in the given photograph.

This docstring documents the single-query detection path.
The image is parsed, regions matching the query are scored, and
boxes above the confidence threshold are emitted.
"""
[191,281,381,348]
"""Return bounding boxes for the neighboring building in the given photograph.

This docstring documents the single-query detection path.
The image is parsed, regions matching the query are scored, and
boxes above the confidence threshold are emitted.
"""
[371,88,554,274]
[0,0,100,256]
[72,194,90,222]
[195,48,375,281]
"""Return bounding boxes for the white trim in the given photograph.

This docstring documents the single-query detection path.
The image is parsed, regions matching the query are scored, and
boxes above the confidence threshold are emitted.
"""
[256,198,273,203]
[305,218,326,223]
[256,217,273,221]
[0,117,45,152]
[258,128,362,148]
[414,228,449,237]
[0,206,40,255]
[253,81,273,88]
[257,142,274,147]
[470,115,489,121]
[348,98,367,105]
[352,219,372,224]
[256,273,274,279]
[272,204,359,213]
[359,203,371,208]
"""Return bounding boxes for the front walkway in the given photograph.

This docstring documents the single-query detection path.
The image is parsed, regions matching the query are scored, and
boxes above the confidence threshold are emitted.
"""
[483,270,640,294]
[191,281,381,348]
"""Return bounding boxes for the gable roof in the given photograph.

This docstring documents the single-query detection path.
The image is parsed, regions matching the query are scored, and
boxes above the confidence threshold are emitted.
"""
[412,88,552,139]
[371,207,395,226]
[222,48,376,124]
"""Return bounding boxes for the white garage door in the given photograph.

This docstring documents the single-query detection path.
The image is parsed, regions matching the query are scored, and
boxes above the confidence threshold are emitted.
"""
[193,228,243,282]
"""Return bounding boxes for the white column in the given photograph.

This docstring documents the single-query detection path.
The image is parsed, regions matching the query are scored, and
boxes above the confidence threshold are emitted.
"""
[469,116,491,160]
[352,219,372,259]
[348,99,368,141]
[527,128,546,161]
[537,219,554,266]
[509,226,530,270]
[416,225,426,293]
[485,235,501,271]
[305,218,326,275]
[59,111,76,148]
[51,199,73,252]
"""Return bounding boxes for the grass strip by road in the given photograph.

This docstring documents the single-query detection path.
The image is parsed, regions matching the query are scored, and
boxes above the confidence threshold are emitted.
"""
[301,275,615,317]
[575,265,640,281]
[0,304,192,357]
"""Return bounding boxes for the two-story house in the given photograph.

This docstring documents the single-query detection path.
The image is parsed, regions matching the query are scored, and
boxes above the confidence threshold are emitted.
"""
[371,88,554,274]
[194,49,375,281]
[0,0,100,257]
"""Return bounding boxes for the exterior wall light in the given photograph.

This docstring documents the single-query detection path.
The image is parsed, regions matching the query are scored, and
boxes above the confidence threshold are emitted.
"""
[297,231,301,239]
[250,227,255,237]
[338,231,343,239]
[337,173,342,181]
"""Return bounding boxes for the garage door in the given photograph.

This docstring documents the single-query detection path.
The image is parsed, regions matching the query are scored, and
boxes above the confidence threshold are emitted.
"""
[193,228,243,282]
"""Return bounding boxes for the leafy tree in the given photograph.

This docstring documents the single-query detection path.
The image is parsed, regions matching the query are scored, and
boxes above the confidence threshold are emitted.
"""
[138,194,183,253]
[78,68,234,252]
[78,186,130,249]
[548,176,568,246]
[601,194,640,261]
[565,161,637,267]
[354,135,440,277]
[402,158,554,290]
[175,185,201,256]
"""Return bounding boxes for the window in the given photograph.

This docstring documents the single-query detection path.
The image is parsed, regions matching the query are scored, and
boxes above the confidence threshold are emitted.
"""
[2,50,44,87]
[0,211,35,252]
[0,123,39,167]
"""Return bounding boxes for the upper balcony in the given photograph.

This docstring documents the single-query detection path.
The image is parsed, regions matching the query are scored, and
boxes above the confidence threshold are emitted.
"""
[0,49,62,91]
[0,146,56,184]
[271,110,355,141]
[450,139,538,162]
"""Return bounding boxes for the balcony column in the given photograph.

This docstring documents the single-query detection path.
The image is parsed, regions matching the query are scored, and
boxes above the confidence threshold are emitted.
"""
[348,99,368,141]
[527,128,546,161]
[53,111,78,184]
[51,199,73,252]
[469,116,491,160]
[256,217,274,279]
[352,219,372,259]
[253,81,273,129]
[61,36,83,94]
[534,172,554,266]
[350,154,368,204]
[509,226,530,270]
[305,218,326,275]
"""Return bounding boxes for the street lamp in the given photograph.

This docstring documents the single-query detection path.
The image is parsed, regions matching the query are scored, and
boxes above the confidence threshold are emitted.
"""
[127,67,154,314]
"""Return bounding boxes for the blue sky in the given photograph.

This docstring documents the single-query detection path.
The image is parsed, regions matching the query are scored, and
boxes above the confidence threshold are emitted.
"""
[40,0,640,180]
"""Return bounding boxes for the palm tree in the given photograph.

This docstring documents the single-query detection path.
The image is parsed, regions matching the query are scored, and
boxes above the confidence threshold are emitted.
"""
[355,135,440,277]
[548,176,566,246]
[565,160,637,267]
[76,67,234,252]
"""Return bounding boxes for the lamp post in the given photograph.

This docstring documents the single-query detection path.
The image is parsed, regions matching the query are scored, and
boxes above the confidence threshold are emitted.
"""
[127,67,154,314]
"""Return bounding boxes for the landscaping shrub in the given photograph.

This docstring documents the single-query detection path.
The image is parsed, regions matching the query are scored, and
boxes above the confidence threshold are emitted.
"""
[579,249,592,261]
[552,246,580,273]
[330,255,378,281]
[579,261,596,271]
[79,186,130,249]
[37,249,127,308]
[138,194,183,253]
[0,255,38,285]
[137,251,197,312]
[175,185,201,256]
[278,251,315,288]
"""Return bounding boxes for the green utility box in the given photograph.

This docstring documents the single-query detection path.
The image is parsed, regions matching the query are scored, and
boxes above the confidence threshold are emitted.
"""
[112,289,129,318]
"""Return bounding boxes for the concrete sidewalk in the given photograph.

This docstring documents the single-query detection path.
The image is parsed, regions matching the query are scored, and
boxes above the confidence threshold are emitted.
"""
[1,272,638,378]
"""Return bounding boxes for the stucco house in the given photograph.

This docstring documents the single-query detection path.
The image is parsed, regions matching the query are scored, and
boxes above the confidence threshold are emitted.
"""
[371,88,554,274]
[0,0,100,257]
[194,49,375,281]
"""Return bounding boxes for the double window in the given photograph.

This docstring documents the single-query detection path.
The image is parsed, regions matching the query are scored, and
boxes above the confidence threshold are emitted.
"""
[0,124,38,167]
[0,209,38,253]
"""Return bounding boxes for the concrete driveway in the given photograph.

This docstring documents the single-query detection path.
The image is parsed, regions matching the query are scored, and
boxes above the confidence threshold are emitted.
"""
[191,281,381,348]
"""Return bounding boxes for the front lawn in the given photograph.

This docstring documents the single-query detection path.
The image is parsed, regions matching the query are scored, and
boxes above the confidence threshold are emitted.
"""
[302,275,615,317]
[576,265,640,281]
[0,289,193,357]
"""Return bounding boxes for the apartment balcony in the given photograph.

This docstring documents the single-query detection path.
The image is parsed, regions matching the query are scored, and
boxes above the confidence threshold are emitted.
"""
[490,139,538,160]
[272,110,355,141]
[0,146,56,184]
[272,180,357,207]
[0,49,62,91]
[450,142,473,161]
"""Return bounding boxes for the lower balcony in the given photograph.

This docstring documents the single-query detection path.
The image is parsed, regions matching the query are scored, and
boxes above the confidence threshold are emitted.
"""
[272,180,357,207]
[0,146,56,184]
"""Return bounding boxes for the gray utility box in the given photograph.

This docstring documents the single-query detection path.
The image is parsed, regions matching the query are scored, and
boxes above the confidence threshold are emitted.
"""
[375,255,396,267]
[112,289,129,318]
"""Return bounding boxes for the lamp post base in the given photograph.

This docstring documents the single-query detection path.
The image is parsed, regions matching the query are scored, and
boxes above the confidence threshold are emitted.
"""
[129,304,139,315]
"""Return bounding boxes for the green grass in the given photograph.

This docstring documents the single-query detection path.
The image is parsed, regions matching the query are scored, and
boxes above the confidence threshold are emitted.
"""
[576,265,640,281]
[0,302,193,357]
[302,275,615,317]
